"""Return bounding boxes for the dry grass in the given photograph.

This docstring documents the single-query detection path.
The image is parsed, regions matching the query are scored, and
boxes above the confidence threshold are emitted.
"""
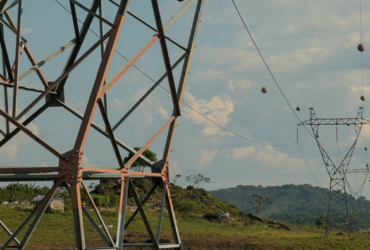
[1,206,370,249]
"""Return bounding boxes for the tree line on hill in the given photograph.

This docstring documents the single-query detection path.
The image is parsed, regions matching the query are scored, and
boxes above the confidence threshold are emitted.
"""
[210,184,370,226]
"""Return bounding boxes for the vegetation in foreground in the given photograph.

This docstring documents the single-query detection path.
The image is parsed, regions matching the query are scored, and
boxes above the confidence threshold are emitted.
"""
[1,184,370,249]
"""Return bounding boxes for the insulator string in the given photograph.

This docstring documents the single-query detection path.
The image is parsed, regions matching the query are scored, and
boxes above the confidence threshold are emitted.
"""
[336,126,342,163]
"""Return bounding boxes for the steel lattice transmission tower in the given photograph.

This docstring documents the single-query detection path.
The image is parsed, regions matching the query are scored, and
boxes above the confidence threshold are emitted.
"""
[345,168,369,232]
[300,107,370,237]
[0,0,204,249]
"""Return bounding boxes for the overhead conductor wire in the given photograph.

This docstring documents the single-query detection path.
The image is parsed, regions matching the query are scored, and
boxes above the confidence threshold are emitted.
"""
[189,8,283,102]
[231,0,312,137]
[297,142,321,187]
[55,0,296,148]
[359,0,368,199]
[231,0,322,186]
[359,0,368,162]
[360,0,364,95]
[345,0,368,201]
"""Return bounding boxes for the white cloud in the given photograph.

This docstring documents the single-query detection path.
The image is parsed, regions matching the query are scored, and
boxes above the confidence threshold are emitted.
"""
[282,23,302,35]
[109,88,161,130]
[169,160,184,177]
[223,146,255,160]
[23,27,34,34]
[157,107,169,119]
[110,89,146,112]
[264,47,335,72]
[183,92,235,135]
[228,81,236,92]
[0,109,39,164]
[256,145,305,168]
[198,149,218,167]
[0,143,18,161]
[111,98,127,111]
[82,155,99,168]
[78,100,86,109]
[228,79,253,92]
[350,86,370,93]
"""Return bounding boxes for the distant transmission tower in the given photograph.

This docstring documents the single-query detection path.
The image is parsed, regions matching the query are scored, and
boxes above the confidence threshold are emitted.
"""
[299,107,370,237]
[344,167,369,231]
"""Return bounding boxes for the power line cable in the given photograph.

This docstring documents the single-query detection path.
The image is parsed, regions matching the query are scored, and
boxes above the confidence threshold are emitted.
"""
[230,0,316,141]
[297,142,322,187]
[359,0,368,162]
[191,10,283,102]
[58,0,324,189]
[54,0,296,148]
[161,86,296,147]
[359,0,365,95]
[355,0,368,200]
[360,0,363,43]
[230,0,327,184]
[196,5,333,148]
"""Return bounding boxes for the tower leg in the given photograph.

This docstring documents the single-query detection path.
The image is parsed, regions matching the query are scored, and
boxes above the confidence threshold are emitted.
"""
[326,177,350,237]
[116,176,129,250]
[71,184,86,250]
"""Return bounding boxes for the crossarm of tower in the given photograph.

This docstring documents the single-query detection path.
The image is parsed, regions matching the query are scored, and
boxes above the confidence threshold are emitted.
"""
[299,118,370,126]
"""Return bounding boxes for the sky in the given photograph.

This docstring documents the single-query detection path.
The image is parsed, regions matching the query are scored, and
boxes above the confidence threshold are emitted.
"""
[1,0,370,199]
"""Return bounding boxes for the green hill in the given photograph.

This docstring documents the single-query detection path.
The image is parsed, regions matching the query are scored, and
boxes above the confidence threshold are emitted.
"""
[210,184,370,226]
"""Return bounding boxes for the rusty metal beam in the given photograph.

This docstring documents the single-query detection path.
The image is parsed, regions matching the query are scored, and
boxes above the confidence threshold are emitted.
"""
[163,0,204,164]
[0,167,59,174]
[81,180,115,247]
[124,116,175,169]
[74,0,130,151]
[15,30,111,121]
[0,108,66,160]
[70,0,114,28]
[11,0,22,118]
[98,99,125,169]
[0,0,9,13]
[0,22,13,82]
[1,0,21,14]
[112,53,186,132]
[99,0,196,97]
[0,1,204,249]
[151,0,180,117]
[57,100,155,166]
[69,1,81,42]
[18,39,76,82]
[0,15,27,43]
[55,0,101,96]
[0,98,53,147]
[4,11,49,88]
[0,81,57,93]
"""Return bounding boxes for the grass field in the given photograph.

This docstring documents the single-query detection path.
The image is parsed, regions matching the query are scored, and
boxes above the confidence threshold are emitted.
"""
[1,206,370,249]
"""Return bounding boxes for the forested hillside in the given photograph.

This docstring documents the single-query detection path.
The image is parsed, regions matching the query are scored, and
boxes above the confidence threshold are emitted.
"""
[210,184,370,225]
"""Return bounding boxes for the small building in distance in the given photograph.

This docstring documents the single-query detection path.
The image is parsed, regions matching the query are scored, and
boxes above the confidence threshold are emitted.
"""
[32,195,65,212]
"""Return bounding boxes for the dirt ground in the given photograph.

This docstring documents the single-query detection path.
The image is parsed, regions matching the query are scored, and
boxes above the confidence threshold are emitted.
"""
[2,232,282,250]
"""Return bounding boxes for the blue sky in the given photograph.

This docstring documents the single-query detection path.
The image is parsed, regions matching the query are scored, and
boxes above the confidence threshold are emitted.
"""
[1,0,370,199]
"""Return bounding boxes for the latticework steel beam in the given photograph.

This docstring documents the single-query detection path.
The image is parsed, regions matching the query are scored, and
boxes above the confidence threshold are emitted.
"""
[0,1,204,249]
